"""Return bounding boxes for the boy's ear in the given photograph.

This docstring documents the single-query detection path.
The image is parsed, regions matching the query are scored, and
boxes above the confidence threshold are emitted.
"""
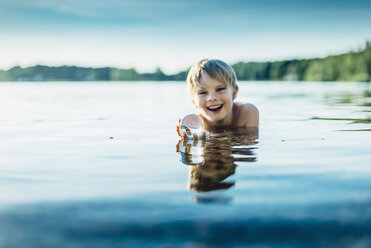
[233,86,238,100]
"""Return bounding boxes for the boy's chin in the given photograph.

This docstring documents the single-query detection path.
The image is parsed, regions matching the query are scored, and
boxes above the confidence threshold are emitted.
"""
[201,111,225,122]
[204,115,224,123]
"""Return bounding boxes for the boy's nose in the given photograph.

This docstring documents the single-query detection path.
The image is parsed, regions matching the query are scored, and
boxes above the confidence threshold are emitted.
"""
[207,92,217,101]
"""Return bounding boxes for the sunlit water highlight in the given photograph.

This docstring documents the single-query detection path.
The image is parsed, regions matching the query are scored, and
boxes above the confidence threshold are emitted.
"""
[0,81,370,247]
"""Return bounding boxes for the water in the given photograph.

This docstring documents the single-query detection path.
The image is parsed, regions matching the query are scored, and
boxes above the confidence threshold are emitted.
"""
[0,81,370,247]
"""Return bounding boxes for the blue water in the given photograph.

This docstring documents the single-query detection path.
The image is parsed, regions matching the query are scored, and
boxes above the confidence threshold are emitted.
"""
[0,81,370,247]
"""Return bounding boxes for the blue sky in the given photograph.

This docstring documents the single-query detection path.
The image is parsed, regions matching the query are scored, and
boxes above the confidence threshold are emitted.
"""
[0,0,370,73]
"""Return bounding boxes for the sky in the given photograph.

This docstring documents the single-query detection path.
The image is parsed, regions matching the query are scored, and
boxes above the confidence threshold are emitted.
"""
[0,0,370,74]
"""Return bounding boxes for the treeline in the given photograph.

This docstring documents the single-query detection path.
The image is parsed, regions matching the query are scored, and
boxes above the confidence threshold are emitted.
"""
[0,42,370,82]
[232,41,371,82]
[0,66,187,82]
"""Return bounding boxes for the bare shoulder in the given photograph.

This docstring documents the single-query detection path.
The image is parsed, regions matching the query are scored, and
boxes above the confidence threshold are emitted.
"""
[234,102,259,127]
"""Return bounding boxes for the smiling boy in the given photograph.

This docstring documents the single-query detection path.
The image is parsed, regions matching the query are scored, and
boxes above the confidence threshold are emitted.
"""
[177,59,259,139]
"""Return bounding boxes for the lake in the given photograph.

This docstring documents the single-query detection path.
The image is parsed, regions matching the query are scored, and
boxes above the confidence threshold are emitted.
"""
[0,81,370,247]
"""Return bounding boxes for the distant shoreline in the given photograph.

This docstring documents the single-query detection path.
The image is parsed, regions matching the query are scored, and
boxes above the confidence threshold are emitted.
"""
[1,42,370,82]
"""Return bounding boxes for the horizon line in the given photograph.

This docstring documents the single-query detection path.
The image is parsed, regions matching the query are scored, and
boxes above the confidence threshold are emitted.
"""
[1,41,369,75]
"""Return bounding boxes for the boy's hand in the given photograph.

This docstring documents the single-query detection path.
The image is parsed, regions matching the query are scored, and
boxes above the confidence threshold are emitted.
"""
[176,119,209,140]
[176,119,187,139]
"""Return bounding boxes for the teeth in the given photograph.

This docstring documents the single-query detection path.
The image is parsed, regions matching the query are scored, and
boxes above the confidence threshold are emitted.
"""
[208,104,222,110]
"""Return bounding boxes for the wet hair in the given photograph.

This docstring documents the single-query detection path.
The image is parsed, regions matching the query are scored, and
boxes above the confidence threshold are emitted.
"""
[186,59,238,97]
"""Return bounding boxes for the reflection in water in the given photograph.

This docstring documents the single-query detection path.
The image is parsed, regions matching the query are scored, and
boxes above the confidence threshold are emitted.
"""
[311,116,371,124]
[323,89,371,106]
[315,88,371,131]
[176,128,258,203]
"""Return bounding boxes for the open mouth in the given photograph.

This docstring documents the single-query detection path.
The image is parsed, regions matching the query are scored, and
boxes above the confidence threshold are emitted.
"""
[207,104,223,112]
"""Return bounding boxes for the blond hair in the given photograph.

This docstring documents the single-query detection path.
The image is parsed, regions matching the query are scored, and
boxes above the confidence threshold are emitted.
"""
[186,59,238,97]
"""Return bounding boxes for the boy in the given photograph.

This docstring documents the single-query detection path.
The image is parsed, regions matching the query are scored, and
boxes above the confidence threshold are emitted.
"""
[177,59,259,139]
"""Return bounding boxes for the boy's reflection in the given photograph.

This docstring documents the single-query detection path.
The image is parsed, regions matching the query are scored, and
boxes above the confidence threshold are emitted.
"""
[176,128,258,194]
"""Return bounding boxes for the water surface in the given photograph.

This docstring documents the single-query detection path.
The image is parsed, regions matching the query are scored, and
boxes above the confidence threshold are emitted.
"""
[0,81,370,247]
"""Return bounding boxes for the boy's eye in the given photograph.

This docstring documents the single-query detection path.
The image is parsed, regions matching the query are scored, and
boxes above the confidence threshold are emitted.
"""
[198,91,207,95]
[216,87,226,91]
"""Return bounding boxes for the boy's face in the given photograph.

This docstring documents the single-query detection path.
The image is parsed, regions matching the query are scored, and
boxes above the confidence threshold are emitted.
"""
[192,72,236,126]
